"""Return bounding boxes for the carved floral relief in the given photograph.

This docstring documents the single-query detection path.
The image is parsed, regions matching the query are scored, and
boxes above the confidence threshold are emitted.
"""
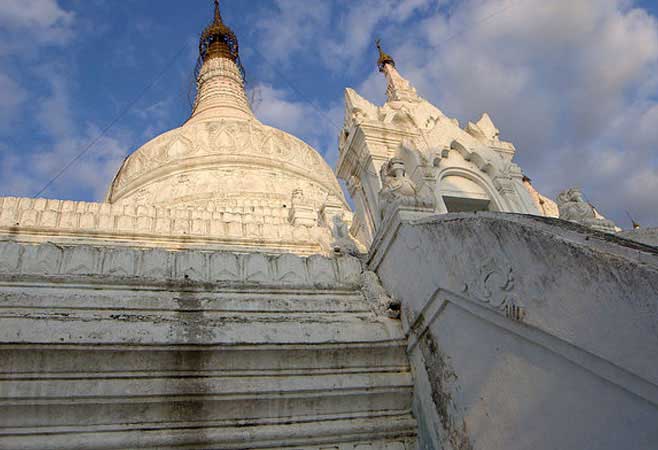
[463,257,526,321]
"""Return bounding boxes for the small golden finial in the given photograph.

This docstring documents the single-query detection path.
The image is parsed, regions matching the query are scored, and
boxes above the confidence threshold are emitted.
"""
[197,0,242,68]
[626,211,641,229]
[376,38,395,72]
[214,0,221,22]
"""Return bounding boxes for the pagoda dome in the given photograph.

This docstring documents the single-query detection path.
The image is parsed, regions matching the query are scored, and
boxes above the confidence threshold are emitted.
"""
[106,1,348,215]
[106,118,346,211]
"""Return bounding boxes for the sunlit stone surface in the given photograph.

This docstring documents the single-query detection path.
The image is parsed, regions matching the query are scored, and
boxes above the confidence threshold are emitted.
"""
[0,3,656,450]
[335,41,657,450]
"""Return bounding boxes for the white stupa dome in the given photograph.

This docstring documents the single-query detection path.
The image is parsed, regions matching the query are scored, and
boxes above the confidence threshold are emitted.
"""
[106,4,348,218]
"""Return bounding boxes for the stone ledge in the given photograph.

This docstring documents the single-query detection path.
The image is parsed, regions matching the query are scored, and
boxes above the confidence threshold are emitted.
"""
[619,227,658,247]
[0,196,331,255]
[0,414,417,450]
[0,240,362,289]
[369,211,658,271]
[0,342,410,376]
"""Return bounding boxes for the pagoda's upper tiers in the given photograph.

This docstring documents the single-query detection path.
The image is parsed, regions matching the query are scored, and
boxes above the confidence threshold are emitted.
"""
[0,2,355,256]
[101,1,352,252]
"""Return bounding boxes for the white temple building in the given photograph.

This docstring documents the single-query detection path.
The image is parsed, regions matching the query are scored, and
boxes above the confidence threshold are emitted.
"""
[0,3,656,450]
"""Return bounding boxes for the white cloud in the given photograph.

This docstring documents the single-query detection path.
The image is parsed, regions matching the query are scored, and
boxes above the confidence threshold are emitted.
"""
[36,72,76,139]
[27,125,128,200]
[254,0,332,66]
[0,0,73,27]
[251,83,319,136]
[0,1,132,201]
[0,0,76,137]
[254,0,432,68]
[634,103,658,149]
[0,55,129,200]
[0,73,27,132]
[411,0,658,137]
[0,0,75,58]
[322,0,433,69]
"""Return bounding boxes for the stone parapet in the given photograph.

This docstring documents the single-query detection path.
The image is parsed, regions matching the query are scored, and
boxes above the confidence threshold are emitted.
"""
[369,212,658,450]
[0,240,362,289]
[618,227,658,247]
[0,196,331,255]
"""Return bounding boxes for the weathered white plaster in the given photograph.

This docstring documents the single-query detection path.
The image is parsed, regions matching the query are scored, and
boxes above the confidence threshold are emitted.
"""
[369,211,658,450]
[619,227,658,247]
[0,196,347,255]
[0,240,416,449]
[3,3,656,448]
[0,6,417,449]
[101,53,354,253]
[522,176,559,218]
[336,55,544,246]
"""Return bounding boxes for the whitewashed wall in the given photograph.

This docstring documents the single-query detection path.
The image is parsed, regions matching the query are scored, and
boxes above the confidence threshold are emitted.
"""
[0,242,417,449]
[370,212,658,450]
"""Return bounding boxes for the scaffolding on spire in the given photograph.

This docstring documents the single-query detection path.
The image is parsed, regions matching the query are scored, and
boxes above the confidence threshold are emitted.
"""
[195,0,245,80]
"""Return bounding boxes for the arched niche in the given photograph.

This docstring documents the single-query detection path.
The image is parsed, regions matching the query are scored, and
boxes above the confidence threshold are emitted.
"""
[438,170,502,213]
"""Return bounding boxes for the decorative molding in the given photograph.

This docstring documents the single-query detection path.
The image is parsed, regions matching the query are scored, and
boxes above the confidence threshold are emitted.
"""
[0,239,363,289]
[464,113,516,155]
[463,257,525,317]
[337,73,548,254]
[288,189,317,228]
[470,260,514,307]
[110,119,345,205]
[0,196,338,255]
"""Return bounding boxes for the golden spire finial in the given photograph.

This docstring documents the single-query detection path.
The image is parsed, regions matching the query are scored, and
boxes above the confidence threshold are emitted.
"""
[196,0,244,78]
[214,0,221,23]
[626,211,641,229]
[376,38,395,72]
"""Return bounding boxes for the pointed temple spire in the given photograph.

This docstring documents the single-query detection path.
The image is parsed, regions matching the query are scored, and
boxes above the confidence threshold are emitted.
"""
[197,0,243,71]
[374,39,419,103]
[188,0,253,123]
[214,0,221,20]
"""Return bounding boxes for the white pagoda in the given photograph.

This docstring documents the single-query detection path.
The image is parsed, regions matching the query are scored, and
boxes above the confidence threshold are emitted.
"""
[0,3,656,450]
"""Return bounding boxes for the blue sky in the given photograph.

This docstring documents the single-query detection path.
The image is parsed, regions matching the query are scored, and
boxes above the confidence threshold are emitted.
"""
[1,0,657,226]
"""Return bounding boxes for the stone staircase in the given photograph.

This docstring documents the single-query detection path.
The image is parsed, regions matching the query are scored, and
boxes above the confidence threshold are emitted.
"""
[0,241,417,449]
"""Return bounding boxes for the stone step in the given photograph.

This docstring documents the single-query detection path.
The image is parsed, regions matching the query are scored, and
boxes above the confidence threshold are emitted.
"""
[0,343,409,376]
[0,243,418,448]
[0,285,370,313]
[0,342,415,445]
[0,414,418,450]
[0,386,413,430]
[1,371,413,403]
[0,313,404,345]
[0,283,395,345]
